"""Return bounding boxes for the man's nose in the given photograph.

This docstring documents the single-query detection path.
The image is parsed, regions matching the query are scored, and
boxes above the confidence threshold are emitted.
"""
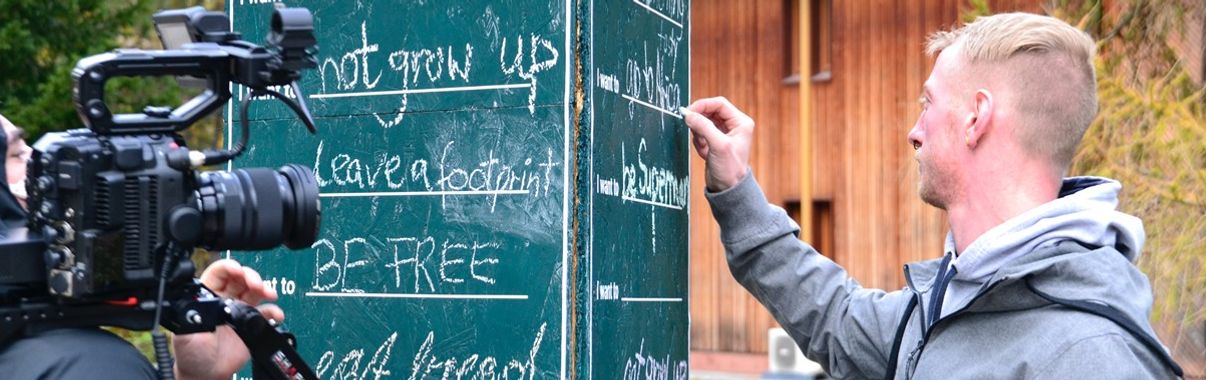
[907,126,922,151]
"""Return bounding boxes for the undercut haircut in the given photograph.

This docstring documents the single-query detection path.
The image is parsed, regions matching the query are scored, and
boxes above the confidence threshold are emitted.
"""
[927,13,1097,172]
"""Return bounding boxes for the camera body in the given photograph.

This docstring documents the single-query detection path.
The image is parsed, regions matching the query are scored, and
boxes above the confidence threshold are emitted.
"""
[8,6,323,303]
[27,130,192,298]
[0,7,324,378]
[1,5,319,313]
[26,130,318,299]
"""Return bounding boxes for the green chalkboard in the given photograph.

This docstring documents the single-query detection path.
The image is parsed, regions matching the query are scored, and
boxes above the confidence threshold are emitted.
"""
[225,1,687,378]
[583,0,690,379]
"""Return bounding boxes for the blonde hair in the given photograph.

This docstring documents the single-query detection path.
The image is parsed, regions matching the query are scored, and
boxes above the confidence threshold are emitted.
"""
[927,13,1097,171]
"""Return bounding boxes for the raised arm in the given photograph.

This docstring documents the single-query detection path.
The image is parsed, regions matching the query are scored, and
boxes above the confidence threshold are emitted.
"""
[683,98,913,378]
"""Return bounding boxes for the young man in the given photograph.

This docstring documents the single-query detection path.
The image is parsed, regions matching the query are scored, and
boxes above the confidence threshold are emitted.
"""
[0,113,286,379]
[681,13,1182,379]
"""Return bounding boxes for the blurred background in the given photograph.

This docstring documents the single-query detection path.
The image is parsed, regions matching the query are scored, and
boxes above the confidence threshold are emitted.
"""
[1,0,1201,378]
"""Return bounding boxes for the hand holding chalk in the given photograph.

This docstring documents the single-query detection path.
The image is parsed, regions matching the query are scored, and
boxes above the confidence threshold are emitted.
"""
[680,97,753,192]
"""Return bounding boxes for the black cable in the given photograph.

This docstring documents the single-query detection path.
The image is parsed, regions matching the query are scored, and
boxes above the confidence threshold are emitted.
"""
[230,87,259,160]
[263,84,317,134]
[199,85,314,167]
[152,329,174,380]
[151,243,184,380]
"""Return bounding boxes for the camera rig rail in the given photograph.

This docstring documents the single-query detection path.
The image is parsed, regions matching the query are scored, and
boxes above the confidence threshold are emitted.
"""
[0,278,317,380]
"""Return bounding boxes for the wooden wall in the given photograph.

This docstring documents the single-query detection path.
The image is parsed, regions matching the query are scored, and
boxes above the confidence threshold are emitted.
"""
[688,0,798,354]
[689,0,1039,354]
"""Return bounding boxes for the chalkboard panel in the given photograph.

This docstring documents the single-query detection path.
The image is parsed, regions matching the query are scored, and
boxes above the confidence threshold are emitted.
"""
[584,0,690,379]
[226,1,687,378]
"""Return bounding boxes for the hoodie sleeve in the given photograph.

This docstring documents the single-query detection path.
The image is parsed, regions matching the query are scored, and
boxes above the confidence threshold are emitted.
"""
[706,173,913,379]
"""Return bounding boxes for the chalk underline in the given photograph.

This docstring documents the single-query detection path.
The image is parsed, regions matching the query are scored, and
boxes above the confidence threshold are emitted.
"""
[311,83,532,99]
[320,190,530,198]
[621,297,683,303]
[622,195,684,210]
[305,292,529,300]
[621,94,683,119]
[631,0,684,29]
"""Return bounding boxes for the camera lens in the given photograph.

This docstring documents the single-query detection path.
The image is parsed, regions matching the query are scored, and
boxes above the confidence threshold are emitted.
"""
[194,164,320,251]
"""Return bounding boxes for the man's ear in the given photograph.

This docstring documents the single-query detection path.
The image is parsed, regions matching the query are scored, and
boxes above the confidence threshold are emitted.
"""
[964,89,993,149]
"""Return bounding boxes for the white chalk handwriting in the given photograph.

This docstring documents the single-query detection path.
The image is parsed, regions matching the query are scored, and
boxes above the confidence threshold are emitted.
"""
[314,323,547,380]
[311,234,503,294]
[622,339,688,380]
[313,139,560,211]
[624,32,684,120]
[314,21,560,128]
[621,139,689,210]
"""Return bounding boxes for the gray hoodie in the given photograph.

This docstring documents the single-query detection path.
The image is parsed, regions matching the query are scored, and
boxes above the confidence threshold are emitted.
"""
[707,174,1181,379]
[940,177,1146,320]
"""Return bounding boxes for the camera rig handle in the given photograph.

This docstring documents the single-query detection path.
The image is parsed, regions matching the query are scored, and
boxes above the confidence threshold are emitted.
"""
[224,299,319,380]
[165,283,318,380]
[73,6,318,140]
[72,49,234,135]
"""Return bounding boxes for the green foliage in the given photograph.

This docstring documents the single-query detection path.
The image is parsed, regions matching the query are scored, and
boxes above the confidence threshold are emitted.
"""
[0,0,155,138]
[963,0,993,22]
[1066,0,1206,328]
[103,327,157,363]
[1052,0,1206,368]
[0,0,227,150]
[969,0,1204,370]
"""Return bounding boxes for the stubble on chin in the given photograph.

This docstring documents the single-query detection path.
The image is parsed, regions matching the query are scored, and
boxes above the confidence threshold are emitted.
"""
[917,164,948,210]
[919,183,947,210]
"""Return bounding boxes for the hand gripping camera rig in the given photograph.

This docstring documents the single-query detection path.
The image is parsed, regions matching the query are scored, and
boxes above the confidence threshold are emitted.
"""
[0,6,323,380]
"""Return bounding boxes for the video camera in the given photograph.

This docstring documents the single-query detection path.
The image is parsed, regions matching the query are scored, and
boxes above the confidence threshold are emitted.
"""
[0,6,322,380]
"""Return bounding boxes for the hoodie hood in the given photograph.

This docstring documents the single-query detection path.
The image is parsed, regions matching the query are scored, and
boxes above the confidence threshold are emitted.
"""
[0,125,27,229]
[937,176,1145,317]
[949,176,1144,280]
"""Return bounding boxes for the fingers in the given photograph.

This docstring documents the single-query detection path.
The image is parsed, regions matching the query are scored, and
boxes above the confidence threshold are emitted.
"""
[175,261,282,380]
[691,133,710,160]
[200,259,278,306]
[682,109,714,159]
[173,325,249,380]
[680,107,727,147]
[686,97,754,132]
[681,97,754,192]
[257,304,286,323]
[199,259,240,294]
[234,267,271,305]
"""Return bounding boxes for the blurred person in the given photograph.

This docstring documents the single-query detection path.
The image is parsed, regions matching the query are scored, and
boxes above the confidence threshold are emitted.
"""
[2,114,29,212]
[682,13,1182,379]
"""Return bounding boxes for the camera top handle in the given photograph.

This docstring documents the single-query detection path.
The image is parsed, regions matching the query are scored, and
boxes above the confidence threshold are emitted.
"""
[72,49,233,135]
[72,6,318,141]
